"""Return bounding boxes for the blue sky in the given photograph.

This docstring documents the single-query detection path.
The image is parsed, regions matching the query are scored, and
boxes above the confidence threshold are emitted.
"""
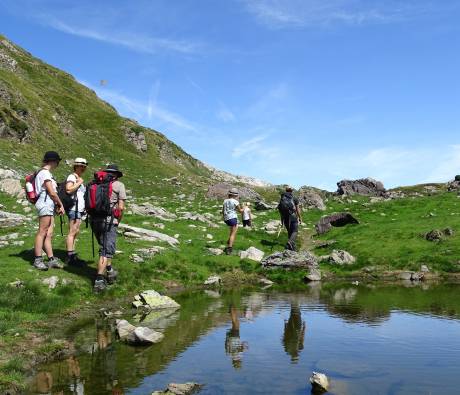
[1,0,460,190]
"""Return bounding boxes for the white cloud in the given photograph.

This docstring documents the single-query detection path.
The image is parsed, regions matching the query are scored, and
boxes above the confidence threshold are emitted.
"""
[39,16,201,55]
[216,102,236,122]
[232,134,280,159]
[242,0,427,29]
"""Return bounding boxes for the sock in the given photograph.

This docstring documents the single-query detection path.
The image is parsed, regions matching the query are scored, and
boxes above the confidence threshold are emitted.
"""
[96,274,105,281]
[47,256,54,261]
[35,256,42,260]
[106,265,113,272]
[67,251,76,257]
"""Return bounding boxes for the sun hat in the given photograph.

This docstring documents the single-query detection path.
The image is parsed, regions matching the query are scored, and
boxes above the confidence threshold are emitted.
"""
[73,157,88,167]
[105,164,123,177]
[229,188,239,196]
[43,151,62,163]
[285,185,294,192]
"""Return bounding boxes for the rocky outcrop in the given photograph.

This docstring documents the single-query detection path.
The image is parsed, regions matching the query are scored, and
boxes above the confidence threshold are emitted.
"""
[130,202,176,221]
[0,210,29,228]
[152,383,202,395]
[337,177,386,197]
[298,187,326,211]
[0,48,17,72]
[206,182,261,200]
[118,224,179,246]
[261,250,317,269]
[254,200,273,211]
[239,246,264,262]
[447,176,460,191]
[315,212,359,235]
[320,250,356,265]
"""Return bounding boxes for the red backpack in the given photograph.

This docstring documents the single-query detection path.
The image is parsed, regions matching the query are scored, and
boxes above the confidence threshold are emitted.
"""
[84,171,115,217]
[24,170,45,204]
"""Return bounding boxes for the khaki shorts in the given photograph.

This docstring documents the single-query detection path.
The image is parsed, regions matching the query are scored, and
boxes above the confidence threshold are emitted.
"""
[36,202,55,217]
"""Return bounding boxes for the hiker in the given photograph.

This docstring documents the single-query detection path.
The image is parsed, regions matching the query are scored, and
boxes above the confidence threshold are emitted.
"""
[88,164,126,292]
[64,158,88,265]
[278,186,302,251]
[33,151,65,270]
[242,202,252,228]
[222,188,244,255]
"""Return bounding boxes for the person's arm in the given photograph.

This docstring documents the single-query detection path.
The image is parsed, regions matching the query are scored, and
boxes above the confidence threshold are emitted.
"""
[66,175,84,194]
[117,199,125,221]
[45,180,64,215]
[295,204,302,223]
[237,204,244,213]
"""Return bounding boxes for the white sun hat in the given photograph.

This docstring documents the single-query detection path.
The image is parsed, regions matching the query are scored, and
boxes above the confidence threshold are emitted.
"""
[73,157,88,166]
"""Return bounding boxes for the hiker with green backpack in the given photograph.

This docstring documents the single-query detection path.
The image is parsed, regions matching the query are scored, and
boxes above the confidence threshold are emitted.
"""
[278,186,302,251]
[63,158,88,266]
[28,151,65,271]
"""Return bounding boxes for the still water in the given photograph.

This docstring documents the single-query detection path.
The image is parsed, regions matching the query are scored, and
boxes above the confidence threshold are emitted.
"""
[28,283,460,394]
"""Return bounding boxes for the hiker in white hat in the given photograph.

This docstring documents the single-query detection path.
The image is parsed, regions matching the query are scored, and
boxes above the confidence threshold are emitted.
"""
[222,188,244,255]
[64,157,88,266]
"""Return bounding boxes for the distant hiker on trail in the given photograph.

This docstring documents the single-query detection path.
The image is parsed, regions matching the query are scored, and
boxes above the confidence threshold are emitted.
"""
[86,164,127,292]
[31,151,65,271]
[278,186,302,251]
[242,202,252,228]
[222,188,244,255]
[64,158,88,266]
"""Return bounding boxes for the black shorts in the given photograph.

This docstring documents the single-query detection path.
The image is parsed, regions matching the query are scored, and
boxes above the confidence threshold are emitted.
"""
[243,219,252,227]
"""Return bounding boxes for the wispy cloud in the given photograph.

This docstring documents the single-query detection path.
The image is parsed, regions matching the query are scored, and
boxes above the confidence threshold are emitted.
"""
[42,17,201,54]
[232,134,280,159]
[216,102,236,122]
[81,80,197,133]
[242,0,430,29]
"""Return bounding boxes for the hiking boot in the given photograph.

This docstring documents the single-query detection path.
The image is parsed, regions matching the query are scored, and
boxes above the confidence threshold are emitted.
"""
[106,269,118,284]
[285,242,296,251]
[33,257,48,271]
[224,247,233,255]
[65,254,86,267]
[47,257,64,269]
[93,278,108,293]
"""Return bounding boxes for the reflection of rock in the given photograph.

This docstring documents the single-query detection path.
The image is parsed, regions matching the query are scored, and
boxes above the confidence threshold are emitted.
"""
[310,372,329,393]
[333,288,358,303]
[152,382,202,395]
[262,250,317,269]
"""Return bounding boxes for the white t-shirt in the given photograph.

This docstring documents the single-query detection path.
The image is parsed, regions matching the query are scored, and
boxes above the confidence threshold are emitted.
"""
[223,198,239,221]
[66,174,86,213]
[34,169,56,207]
[243,207,251,221]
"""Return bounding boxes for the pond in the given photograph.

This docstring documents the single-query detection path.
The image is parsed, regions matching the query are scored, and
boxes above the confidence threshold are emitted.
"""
[27,282,460,394]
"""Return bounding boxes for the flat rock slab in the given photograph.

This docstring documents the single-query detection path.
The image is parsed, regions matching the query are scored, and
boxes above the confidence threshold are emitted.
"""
[152,382,202,395]
[138,290,181,310]
[118,224,179,246]
[262,250,318,269]
[315,212,359,235]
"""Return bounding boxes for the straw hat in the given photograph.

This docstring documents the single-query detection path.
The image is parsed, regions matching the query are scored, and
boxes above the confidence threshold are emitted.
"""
[73,157,88,167]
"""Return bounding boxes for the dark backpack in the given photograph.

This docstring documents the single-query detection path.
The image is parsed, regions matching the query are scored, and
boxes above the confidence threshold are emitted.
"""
[57,181,77,213]
[85,171,115,217]
[278,193,295,215]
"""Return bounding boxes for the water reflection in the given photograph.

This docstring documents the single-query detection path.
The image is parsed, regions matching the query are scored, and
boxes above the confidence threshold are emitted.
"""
[225,305,249,369]
[282,302,306,363]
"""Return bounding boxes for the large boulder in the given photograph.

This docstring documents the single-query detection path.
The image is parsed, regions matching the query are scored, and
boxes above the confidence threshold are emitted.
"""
[129,202,176,221]
[254,200,273,211]
[337,177,386,197]
[0,210,29,228]
[261,250,317,269]
[447,177,460,191]
[0,168,23,197]
[315,212,359,235]
[206,183,261,201]
[298,187,326,211]
[239,246,264,262]
[136,290,181,310]
[118,224,179,246]
[116,319,164,345]
[321,250,356,265]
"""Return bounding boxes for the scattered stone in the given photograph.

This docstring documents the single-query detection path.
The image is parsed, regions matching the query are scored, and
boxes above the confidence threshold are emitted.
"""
[239,246,264,262]
[133,326,164,345]
[352,280,360,286]
[310,372,329,393]
[425,229,443,242]
[116,319,137,341]
[304,267,322,282]
[132,290,180,311]
[420,265,430,273]
[129,202,176,221]
[206,234,213,240]
[265,220,281,232]
[207,247,224,256]
[131,254,145,263]
[131,247,165,263]
[181,212,218,228]
[0,178,23,197]
[254,200,273,211]
[327,250,356,265]
[124,125,148,152]
[315,212,359,235]
[259,278,274,286]
[204,275,222,286]
[42,276,59,289]
[337,177,386,197]
[152,382,202,395]
[262,250,318,270]
[0,210,29,228]
[8,280,24,288]
[398,271,424,281]
[118,224,179,246]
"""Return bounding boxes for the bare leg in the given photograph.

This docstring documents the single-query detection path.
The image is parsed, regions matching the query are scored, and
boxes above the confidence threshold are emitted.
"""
[43,216,55,258]
[66,219,81,251]
[97,256,108,275]
[228,225,238,248]
[34,216,52,257]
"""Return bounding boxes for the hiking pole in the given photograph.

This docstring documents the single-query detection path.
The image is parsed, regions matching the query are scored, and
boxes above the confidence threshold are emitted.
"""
[91,227,95,259]
[60,215,64,237]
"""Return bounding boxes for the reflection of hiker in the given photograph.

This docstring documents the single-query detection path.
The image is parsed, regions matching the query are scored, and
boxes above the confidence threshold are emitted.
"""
[87,164,127,292]
[222,188,244,255]
[242,202,252,228]
[282,302,306,363]
[225,305,248,369]
[278,186,302,251]
[32,151,65,271]
[65,158,88,266]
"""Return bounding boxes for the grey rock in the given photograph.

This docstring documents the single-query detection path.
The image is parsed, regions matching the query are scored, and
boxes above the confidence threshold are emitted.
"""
[118,224,179,246]
[315,212,359,235]
[262,250,318,269]
[152,382,202,395]
[425,229,443,242]
[206,182,261,200]
[204,275,222,286]
[131,247,165,263]
[116,319,136,341]
[304,267,322,282]
[259,278,274,286]
[0,210,29,228]
[310,372,329,393]
[0,178,23,196]
[137,290,181,310]
[124,125,148,152]
[129,202,176,221]
[181,212,218,228]
[207,247,224,256]
[264,220,281,232]
[239,246,264,262]
[9,280,24,288]
[337,177,386,197]
[132,326,164,345]
[328,250,356,265]
[398,271,413,281]
[298,187,326,211]
[420,264,430,273]
[42,276,59,289]
[254,200,273,211]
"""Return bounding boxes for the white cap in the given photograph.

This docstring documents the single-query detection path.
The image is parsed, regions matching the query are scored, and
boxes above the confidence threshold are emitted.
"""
[73,157,88,166]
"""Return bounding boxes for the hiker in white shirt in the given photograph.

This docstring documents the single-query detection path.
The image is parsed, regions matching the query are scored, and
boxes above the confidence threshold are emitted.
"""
[33,151,65,271]
[65,158,88,266]
[242,202,252,228]
[222,188,244,255]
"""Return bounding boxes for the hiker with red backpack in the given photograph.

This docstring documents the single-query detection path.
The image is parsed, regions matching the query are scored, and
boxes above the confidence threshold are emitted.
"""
[85,164,127,292]
[278,186,302,251]
[63,158,88,266]
[29,151,65,271]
